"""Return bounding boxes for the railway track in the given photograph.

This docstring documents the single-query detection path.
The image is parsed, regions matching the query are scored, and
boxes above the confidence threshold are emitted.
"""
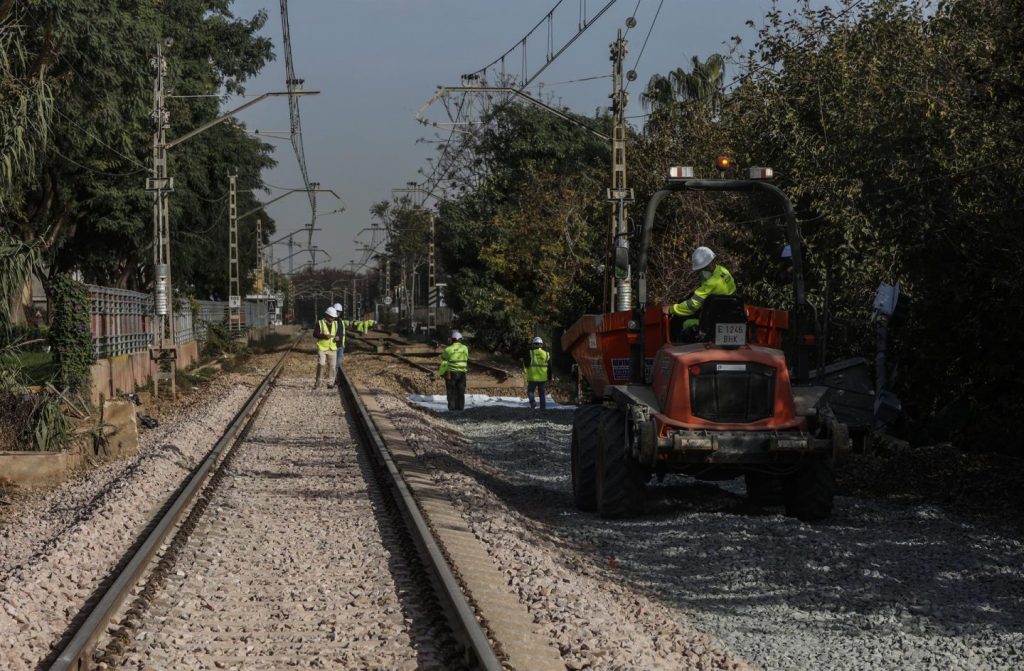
[44,345,562,670]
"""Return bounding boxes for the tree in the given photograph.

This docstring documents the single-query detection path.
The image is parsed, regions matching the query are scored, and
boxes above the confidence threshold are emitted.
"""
[1,0,276,298]
[434,102,609,350]
[641,54,725,117]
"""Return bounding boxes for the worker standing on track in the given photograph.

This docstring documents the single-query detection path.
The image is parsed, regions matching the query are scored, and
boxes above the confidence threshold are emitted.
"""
[357,318,376,334]
[662,246,737,335]
[522,336,551,410]
[313,306,339,390]
[332,303,348,384]
[437,330,469,411]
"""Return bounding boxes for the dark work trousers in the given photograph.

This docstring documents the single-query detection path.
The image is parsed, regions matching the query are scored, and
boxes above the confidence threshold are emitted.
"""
[527,381,547,409]
[445,372,467,411]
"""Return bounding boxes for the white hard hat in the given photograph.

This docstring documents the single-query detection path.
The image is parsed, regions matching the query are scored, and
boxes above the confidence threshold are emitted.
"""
[325,307,338,318]
[531,336,544,345]
[450,330,463,341]
[333,303,342,312]
[691,246,716,271]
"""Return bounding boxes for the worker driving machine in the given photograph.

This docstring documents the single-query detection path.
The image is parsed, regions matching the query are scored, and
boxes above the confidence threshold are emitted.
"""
[562,163,852,521]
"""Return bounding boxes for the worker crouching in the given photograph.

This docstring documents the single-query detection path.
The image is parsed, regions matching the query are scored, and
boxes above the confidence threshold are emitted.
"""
[437,330,469,411]
[523,336,551,410]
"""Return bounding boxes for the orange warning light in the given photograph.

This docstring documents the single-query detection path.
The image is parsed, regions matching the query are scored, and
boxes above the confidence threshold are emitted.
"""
[715,156,733,171]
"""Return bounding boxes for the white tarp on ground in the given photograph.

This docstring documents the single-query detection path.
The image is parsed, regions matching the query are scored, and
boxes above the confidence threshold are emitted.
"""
[407,393,572,412]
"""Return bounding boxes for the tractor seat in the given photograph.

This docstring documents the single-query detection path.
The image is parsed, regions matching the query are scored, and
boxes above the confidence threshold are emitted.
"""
[697,294,748,342]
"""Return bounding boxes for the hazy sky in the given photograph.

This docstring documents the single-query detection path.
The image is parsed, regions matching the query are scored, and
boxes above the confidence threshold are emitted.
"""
[227,0,821,272]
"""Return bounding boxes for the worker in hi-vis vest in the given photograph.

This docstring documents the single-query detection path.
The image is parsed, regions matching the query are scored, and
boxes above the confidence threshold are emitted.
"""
[663,245,737,332]
[437,330,469,411]
[313,306,340,389]
[522,336,551,410]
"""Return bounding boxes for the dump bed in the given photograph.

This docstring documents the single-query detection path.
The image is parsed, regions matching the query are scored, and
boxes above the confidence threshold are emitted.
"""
[561,307,665,398]
[562,305,791,399]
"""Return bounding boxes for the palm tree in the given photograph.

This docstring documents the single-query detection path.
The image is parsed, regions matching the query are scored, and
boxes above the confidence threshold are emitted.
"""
[640,54,726,117]
[672,54,725,116]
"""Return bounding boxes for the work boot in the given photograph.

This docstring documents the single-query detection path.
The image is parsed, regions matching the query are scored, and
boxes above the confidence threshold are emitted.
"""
[313,364,322,389]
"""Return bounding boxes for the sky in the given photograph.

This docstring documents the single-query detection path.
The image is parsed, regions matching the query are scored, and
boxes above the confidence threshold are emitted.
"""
[227,0,823,272]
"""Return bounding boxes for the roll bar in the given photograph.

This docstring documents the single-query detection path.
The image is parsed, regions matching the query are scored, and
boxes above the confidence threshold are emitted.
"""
[632,178,812,382]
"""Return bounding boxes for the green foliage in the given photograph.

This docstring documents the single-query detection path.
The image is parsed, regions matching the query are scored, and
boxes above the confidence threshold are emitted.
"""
[0,342,70,452]
[31,394,72,452]
[427,0,1024,452]
[47,274,92,393]
[0,230,43,329]
[435,102,609,350]
[0,2,53,215]
[2,0,276,297]
[202,320,247,357]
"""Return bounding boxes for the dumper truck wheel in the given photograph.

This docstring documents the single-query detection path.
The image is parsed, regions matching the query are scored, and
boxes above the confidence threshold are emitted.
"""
[596,409,646,519]
[783,457,835,521]
[571,404,604,511]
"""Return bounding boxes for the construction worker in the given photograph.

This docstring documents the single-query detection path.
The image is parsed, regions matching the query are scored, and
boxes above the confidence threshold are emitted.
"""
[357,318,376,334]
[313,306,340,389]
[332,303,348,383]
[437,330,469,411]
[522,336,551,410]
[663,245,737,333]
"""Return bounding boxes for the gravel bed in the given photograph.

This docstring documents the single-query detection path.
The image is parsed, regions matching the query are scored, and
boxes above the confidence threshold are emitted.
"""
[114,369,449,670]
[347,367,749,670]
[0,363,271,670]
[341,353,1024,670]
[373,398,1024,671]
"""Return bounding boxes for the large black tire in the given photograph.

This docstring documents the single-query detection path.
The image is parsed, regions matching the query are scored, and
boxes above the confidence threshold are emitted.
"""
[744,471,785,506]
[571,405,604,511]
[596,409,646,519]
[783,457,835,521]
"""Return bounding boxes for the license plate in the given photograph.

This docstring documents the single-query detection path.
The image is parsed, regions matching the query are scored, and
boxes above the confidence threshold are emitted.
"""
[714,323,746,346]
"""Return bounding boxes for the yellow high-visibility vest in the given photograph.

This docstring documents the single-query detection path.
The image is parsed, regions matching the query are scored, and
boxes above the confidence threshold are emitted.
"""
[524,348,550,382]
[316,319,338,351]
[438,342,469,375]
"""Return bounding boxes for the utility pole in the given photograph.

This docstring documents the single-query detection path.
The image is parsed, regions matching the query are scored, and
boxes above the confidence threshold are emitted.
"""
[228,173,241,333]
[147,41,176,400]
[392,181,436,331]
[608,29,634,312]
[255,217,265,325]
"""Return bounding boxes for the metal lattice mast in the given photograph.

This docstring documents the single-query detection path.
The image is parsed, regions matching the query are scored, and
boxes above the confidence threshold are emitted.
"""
[609,29,633,312]
[228,174,241,332]
[428,212,436,330]
[255,217,265,294]
[147,42,176,400]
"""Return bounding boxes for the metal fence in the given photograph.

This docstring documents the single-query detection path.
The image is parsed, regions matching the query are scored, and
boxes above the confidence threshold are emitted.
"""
[87,285,153,358]
[87,286,236,358]
[193,300,228,342]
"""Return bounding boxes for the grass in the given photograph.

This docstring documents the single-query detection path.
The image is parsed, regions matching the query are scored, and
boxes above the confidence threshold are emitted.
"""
[16,351,54,385]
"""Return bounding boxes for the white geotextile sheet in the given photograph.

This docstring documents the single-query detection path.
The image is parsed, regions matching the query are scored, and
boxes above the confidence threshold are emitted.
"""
[407,393,572,412]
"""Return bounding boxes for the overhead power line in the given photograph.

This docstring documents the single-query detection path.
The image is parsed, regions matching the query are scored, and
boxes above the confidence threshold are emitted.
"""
[624,0,665,92]
[418,0,623,201]
[463,0,620,89]
[279,0,317,240]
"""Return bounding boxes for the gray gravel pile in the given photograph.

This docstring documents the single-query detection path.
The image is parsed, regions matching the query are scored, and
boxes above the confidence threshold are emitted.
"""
[392,402,1024,671]
[363,390,750,670]
[0,369,266,670]
[115,373,447,670]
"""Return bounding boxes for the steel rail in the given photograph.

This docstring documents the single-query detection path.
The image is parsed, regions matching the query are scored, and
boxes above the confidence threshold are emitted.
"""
[50,340,298,671]
[336,371,503,671]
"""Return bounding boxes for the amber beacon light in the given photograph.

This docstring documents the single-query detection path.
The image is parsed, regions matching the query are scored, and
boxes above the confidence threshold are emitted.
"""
[715,156,733,171]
